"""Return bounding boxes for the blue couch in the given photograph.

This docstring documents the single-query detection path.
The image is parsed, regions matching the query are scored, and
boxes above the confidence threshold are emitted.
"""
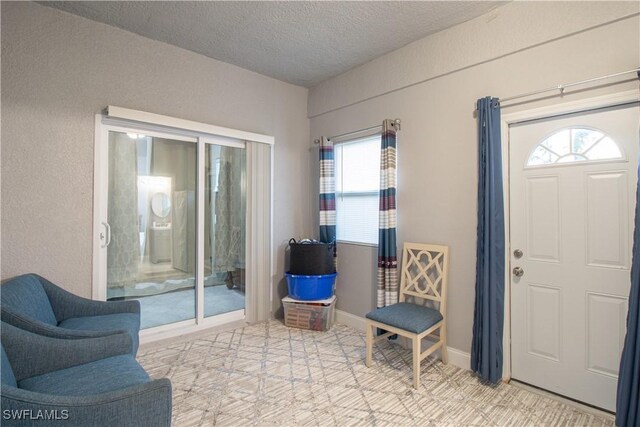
[1,321,172,426]
[1,274,140,355]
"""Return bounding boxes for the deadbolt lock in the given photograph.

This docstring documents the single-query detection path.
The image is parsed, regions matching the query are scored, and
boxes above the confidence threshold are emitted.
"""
[513,249,523,259]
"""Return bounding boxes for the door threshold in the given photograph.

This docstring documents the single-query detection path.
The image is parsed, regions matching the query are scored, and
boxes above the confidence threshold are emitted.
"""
[139,310,246,349]
[510,379,615,419]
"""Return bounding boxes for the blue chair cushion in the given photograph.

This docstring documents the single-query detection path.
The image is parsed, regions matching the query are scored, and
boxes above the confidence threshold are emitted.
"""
[58,313,140,354]
[1,346,17,387]
[18,355,149,396]
[1,275,57,325]
[365,302,443,334]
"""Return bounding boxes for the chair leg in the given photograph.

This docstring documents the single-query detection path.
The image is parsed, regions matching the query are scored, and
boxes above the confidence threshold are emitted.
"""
[365,322,373,368]
[440,324,448,364]
[412,335,421,389]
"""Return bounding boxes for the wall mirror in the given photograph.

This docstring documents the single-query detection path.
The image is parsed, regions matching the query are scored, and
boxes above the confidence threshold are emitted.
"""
[151,192,171,218]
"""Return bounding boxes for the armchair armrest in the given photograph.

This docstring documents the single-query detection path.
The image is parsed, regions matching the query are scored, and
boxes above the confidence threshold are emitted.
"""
[36,275,140,322]
[1,379,172,427]
[1,322,132,381]
[1,307,128,340]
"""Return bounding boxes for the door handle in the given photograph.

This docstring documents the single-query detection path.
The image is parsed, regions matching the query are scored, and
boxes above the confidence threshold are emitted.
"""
[512,267,524,277]
[101,222,111,248]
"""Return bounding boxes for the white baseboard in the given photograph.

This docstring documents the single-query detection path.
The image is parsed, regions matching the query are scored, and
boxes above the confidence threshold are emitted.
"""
[335,308,367,330]
[335,309,471,371]
[446,346,471,371]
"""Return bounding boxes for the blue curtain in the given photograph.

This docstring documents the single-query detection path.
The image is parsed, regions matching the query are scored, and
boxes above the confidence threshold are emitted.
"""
[471,97,505,384]
[616,161,640,427]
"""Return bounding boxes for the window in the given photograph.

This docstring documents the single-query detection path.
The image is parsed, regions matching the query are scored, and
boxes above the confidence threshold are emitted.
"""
[335,135,381,245]
[526,127,622,167]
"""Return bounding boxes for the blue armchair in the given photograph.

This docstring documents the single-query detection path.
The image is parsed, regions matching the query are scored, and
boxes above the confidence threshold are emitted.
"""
[1,274,140,355]
[1,322,172,427]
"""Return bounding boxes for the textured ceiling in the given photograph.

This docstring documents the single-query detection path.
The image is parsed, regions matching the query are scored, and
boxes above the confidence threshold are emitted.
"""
[42,1,505,87]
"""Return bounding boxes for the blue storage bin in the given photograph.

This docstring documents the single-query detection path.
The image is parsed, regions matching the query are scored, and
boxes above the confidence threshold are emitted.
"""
[285,272,337,301]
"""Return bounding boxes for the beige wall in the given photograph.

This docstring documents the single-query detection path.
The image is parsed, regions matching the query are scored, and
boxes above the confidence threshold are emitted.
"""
[309,3,640,353]
[309,1,640,117]
[2,1,639,344]
[0,1,312,310]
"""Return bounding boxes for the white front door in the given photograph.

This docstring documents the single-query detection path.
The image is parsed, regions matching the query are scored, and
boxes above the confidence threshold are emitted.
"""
[509,103,639,411]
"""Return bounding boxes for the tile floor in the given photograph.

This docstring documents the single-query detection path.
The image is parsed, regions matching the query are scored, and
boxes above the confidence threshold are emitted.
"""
[138,321,615,426]
[138,285,245,329]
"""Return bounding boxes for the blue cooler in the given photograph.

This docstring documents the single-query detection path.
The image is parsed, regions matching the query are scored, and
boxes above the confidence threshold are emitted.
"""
[285,272,337,301]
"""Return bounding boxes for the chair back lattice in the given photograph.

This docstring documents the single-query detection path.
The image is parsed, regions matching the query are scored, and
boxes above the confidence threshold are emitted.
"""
[399,243,449,313]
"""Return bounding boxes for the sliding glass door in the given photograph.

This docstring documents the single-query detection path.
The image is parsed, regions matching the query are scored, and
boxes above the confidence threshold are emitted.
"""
[98,125,247,331]
[204,144,246,318]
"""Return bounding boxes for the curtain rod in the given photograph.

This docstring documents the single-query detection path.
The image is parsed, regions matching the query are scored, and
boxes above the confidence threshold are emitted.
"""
[313,119,401,144]
[494,68,640,106]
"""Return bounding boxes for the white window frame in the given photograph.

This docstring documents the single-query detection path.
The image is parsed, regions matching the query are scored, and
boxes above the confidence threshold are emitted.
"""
[524,125,626,169]
[334,133,381,247]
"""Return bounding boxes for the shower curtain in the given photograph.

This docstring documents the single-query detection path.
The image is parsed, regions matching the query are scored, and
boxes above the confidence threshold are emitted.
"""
[214,147,244,275]
[206,147,219,277]
[139,138,153,259]
[107,133,139,288]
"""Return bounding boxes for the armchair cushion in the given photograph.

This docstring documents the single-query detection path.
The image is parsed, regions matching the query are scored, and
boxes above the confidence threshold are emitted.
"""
[19,355,150,396]
[1,323,172,427]
[366,302,443,334]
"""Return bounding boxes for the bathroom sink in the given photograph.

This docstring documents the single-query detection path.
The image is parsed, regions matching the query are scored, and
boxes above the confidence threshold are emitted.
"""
[151,224,171,230]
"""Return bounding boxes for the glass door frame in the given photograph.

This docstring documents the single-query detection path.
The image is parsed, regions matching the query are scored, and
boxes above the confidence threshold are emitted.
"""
[196,135,246,328]
[93,115,250,340]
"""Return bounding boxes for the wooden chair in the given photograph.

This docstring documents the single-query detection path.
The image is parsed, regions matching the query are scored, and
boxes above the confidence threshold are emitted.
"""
[365,243,449,388]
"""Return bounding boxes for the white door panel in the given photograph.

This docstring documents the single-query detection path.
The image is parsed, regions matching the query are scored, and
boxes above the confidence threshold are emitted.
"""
[510,103,638,411]
[585,292,628,377]
[525,175,562,262]
[585,171,630,268]
[526,283,562,361]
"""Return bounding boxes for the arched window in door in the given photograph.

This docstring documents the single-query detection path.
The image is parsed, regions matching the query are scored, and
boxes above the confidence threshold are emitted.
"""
[526,127,623,167]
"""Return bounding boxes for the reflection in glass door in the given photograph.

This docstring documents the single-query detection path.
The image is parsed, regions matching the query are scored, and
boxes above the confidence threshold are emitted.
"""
[106,131,196,329]
[103,129,247,330]
[204,145,246,317]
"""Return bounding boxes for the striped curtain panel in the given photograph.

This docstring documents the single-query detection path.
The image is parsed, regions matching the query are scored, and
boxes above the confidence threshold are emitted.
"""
[377,119,398,308]
[319,137,336,245]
